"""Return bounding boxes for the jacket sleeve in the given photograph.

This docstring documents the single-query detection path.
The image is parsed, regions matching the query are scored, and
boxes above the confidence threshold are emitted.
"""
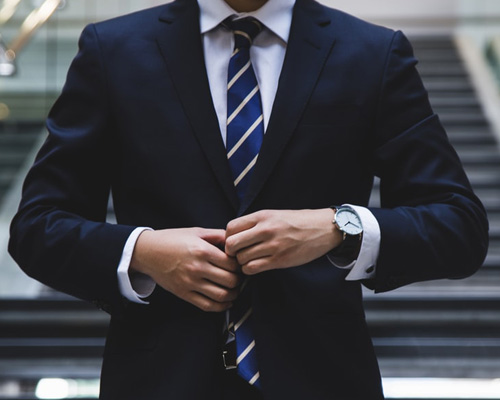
[8,24,136,315]
[366,31,489,292]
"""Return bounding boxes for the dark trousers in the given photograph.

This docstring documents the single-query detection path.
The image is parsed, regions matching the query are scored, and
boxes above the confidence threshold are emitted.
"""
[222,370,264,400]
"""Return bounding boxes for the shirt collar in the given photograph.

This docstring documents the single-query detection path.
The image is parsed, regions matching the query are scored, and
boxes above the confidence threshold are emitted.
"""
[198,0,295,43]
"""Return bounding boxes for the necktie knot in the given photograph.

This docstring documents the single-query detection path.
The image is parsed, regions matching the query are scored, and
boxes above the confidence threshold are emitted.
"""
[223,17,263,50]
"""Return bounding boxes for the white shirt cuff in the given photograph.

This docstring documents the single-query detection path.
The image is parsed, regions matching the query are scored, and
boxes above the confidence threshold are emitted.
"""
[327,204,380,281]
[117,227,156,304]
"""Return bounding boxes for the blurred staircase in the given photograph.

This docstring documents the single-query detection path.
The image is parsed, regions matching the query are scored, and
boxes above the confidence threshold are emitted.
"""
[0,299,103,400]
[0,36,499,400]
[0,124,41,207]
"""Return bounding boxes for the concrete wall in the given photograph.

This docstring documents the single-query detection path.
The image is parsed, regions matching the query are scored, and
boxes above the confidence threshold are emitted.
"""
[324,0,459,19]
[323,0,500,34]
[5,0,500,35]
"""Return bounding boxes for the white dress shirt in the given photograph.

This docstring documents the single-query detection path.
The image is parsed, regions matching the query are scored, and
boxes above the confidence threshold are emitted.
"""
[117,0,381,303]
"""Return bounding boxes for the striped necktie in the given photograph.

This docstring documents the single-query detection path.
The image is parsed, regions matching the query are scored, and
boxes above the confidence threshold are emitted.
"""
[225,16,264,202]
[223,16,263,389]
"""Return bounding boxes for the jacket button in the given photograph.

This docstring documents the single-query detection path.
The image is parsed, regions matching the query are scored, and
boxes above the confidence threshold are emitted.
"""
[92,300,105,310]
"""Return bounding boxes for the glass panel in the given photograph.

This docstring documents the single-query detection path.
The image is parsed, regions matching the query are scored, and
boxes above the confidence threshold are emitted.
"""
[0,0,166,299]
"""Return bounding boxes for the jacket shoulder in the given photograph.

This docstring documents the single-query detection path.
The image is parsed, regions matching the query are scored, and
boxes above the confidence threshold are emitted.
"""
[91,5,167,38]
[301,0,398,43]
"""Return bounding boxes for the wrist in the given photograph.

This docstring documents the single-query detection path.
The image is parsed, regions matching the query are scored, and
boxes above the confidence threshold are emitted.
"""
[130,229,155,275]
[316,208,343,252]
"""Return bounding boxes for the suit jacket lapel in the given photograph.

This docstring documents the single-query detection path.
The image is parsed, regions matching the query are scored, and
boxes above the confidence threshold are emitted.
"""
[239,0,337,214]
[157,0,239,211]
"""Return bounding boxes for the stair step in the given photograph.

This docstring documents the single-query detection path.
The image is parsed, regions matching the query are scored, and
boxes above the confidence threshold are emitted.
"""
[0,169,19,183]
[0,359,101,380]
[412,38,456,47]
[0,338,104,359]
[0,122,44,134]
[373,337,500,358]
[456,147,500,165]
[430,96,482,108]
[0,152,31,168]
[418,64,468,77]
[464,169,500,188]
[414,49,461,62]
[422,78,475,92]
[439,112,489,126]
[447,128,496,145]
[483,251,500,269]
[0,133,40,145]
[378,357,500,379]
[487,214,500,234]
[411,38,456,47]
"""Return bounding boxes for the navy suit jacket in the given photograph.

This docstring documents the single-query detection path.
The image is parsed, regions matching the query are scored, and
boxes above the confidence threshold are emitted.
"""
[9,0,488,399]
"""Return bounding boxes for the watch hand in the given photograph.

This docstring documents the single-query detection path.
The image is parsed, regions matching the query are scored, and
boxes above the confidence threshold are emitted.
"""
[343,221,361,230]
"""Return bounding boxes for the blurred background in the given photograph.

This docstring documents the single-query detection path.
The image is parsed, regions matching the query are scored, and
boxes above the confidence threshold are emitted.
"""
[0,0,500,399]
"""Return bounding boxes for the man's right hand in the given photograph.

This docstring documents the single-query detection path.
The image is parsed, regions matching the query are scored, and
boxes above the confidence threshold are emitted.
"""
[130,228,241,312]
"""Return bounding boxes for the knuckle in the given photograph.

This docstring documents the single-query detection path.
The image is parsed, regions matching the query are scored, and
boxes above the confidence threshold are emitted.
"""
[198,300,213,312]
[269,240,281,253]
[257,209,270,219]
[226,258,239,271]
[228,289,239,301]
[225,236,235,251]
[193,227,205,236]
[260,224,274,238]
[184,262,200,276]
[181,274,195,288]
[242,264,256,275]
[236,253,245,265]
[215,288,230,302]
[226,220,236,233]
[190,244,207,259]
[214,303,228,313]
[226,275,240,289]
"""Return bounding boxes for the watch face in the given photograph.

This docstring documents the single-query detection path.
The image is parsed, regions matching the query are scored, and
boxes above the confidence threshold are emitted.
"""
[335,208,363,235]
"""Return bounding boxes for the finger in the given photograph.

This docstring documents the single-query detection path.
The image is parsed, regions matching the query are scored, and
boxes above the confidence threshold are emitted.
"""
[235,242,273,266]
[198,228,227,249]
[202,265,242,289]
[204,245,240,272]
[225,227,267,257]
[226,211,263,238]
[241,257,273,275]
[188,292,233,313]
[195,280,239,303]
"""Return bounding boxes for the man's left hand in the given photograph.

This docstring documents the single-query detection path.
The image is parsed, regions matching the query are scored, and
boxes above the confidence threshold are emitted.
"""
[225,209,342,275]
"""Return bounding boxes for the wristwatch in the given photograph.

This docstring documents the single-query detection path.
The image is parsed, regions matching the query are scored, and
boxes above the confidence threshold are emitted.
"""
[330,206,363,259]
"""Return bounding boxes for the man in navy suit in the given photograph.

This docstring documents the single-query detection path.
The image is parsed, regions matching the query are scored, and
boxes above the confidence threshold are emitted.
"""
[9,0,488,399]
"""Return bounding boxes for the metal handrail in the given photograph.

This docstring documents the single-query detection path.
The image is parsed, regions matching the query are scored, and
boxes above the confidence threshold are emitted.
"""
[0,0,21,25]
[0,0,63,76]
